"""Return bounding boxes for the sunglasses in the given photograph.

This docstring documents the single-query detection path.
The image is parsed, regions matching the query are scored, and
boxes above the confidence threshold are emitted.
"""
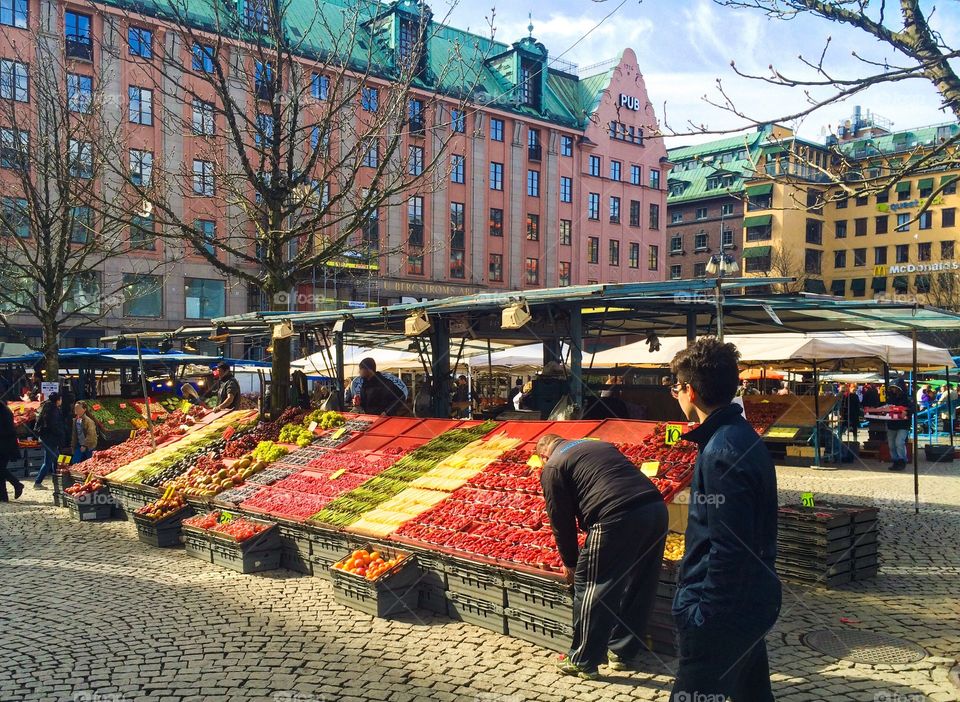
[670,382,687,399]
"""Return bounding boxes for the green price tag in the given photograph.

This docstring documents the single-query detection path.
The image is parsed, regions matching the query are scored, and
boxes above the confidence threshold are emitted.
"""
[800,492,815,508]
[219,511,234,524]
[330,427,347,440]
[664,424,683,446]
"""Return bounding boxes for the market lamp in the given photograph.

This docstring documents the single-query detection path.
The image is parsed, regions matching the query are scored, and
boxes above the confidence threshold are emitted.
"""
[502,301,532,330]
[405,310,431,337]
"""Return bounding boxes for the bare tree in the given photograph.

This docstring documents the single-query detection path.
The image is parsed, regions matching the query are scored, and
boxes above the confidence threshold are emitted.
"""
[105,0,486,410]
[0,34,162,378]
[768,244,810,293]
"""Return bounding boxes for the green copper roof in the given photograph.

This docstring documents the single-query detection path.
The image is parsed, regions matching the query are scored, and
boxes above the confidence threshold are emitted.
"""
[666,131,767,205]
[99,0,609,130]
[840,122,959,159]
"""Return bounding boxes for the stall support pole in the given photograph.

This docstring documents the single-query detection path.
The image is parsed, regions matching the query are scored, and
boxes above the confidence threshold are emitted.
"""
[883,363,890,393]
[913,331,919,515]
[544,339,562,367]
[334,331,345,411]
[134,336,156,450]
[569,308,583,412]
[813,360,821,468]
[686,311,697,348]
[947,365,954,448]
[429,317,451,418]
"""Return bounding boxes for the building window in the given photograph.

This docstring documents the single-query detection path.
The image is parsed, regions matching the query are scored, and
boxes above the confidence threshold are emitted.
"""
[489,254,503,282]
[628,242,640,269]
[944,178,958,196]
[695,232,708,251]
[192,160,214,196]
[919,180,934,199]
[526,213,539,241]
[67,73,92,113]
[451,109,465,133]
[897,183,912,201]
[191,43,215,73]
[129,149,153,186]
[1,197,28,238]
[560,176,572,203]
[559,261,571,286]
[65,11,92,60]
[528,128,541,161]
[525,257,539,285]
[918,242,931,261]
[490,118,504,142]
[805,249,822,274]
[361,86,378,112]
[588,155,600,177]
[587,237,599,264]
[1,128,29,170]
[806,219,823,245]
[876,215,888,234]
[68,139,91,178]
[610,160,621,181]
[942,240,954,259]
[944,208,956,228]
[609,196,621,223]
[834,250,846,269]
[744,253,771,273]
[489,208,503,237]
[916,274,931,294]
[896,213,910,232]
[649,203,660,229]
[852,217,866,236]
[123,274,162,317]
[629,200,641,227]
[851,248,866,267]
[407,196,424,244]
[671,212,683,224]
[450,204,465,280]
[749,191,773,211]
[874,246,887,265]
[560,219,571,246]
[407,248,424,275]
[609,121,643,145]
[518,58,541,108]
[609,239,620,266]
[489,162,503,191]
[560,136,573,157]
[630,165,641,185]
[192,99,215,135]
[408,145,424,175]
[195,218,215,255]
[128,86,153,125]
[694,262,707,278]
[670,264,682,280]
[184,278,225,319]
[649,169,660,190]
[587,193,600,220]
[527,169,540,197]
[451,155,465,184]
[311,73,329,100]
[407,98,424,136]
[695,207,707,220]
[721,203,734,216]
[69,206,91,244]
[243,0,270,30]
[855,193,868,206]
[129,215,155,250]
[128,26,152,58]
[253,61,273,100]
[397,17,418,67]
[896,244,909,263]
[670,234,682,254]
[836,194,848,209]
[918,211,933,230]
[876,189,889,204]
[255,113,274,147]
[0,60,28,102]
[1,0,28,29]
[648,244,659,271]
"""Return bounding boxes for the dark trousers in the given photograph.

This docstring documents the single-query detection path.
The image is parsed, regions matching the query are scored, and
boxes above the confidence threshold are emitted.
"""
[0,456,23,501]
[570,500,668,670]
[672,616,777,701]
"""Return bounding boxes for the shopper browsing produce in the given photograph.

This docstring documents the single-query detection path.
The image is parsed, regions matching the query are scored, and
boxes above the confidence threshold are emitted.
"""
[355,358,406,416]
[32,392,65,489]
[669,337,781,701]
[536,434,667,681]
[70,401,98,465]
[213,362,241,411]
[344,364,408,408]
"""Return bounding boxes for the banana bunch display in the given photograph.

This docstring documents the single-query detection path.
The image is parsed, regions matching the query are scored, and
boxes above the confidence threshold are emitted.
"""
[408,433,521,492]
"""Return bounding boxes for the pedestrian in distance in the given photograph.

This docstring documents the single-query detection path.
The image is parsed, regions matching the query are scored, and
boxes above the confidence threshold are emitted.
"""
[70,401,98,465]
[32,392,65,489]
[885,385,913,471]
[536,433,667,681]
[0,398,24,501]
[669,337,781,701]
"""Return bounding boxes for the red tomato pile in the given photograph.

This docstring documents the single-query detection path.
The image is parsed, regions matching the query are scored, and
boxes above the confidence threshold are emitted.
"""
[272,470,372,499]
[64,480,104,497]
[183,511,269,541]
[333,548,403,580]
[744,403,787,436]
[302,450,399,476]
[239,486,331,521]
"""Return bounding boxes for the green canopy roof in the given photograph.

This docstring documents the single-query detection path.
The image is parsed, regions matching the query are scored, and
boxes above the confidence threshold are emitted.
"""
[746,184,773,197]
[744,214,772,228]
[941,175,958,185]
[896,181,912,193]
[742,246,771,259]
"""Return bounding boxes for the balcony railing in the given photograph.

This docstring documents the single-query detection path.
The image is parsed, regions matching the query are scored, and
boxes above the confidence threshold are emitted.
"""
[528,144,542,162]
[409,117,425,137]
[66,38,93,61]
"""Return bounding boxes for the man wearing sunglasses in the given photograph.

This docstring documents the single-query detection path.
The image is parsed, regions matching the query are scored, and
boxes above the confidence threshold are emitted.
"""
[669,337,781,701]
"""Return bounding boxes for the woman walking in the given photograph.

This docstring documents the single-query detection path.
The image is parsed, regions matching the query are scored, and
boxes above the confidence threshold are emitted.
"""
[32,392,65,488]
[0,399,24,501]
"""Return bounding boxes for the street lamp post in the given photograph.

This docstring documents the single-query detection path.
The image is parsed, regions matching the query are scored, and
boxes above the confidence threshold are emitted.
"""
[705,253,739,341]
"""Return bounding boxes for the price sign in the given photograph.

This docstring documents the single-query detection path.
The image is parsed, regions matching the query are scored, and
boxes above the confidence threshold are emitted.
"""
[58,454,72,465]
[527,455,543,468]
[222,426,235,441]
[329,468,346,480]
[219,511,234,524]
[330,427,347,440]
[41,382,60,399]
[308,421,319,433]
[92,404,102,411]
[119,403,127,409]
[664,424,683,446]
[640,461,660,477]
[800,492,815,508]
[129,431,137,439]
[180,401,193,413]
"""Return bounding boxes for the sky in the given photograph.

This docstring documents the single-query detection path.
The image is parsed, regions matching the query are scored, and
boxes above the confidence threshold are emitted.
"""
[436,0,960,148]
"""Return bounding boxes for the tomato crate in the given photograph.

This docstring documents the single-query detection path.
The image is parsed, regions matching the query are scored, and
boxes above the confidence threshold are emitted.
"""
[448,592,507,634]
[182,526,213,564]
[52,471,77,508]
[368,417,420,436]
[331,576,419,619]
[65,494,115,522]
[446,557,506,607]
[504,607,573,653]
[210,538,282,574]
[403,419,460,439]
[590,419,658,443]
[133,508,192,548]
[503,570,573,623]
[417,583,449,615]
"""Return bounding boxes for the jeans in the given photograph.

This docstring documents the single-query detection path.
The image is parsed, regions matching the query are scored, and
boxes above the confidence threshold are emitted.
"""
[72,447,93,465]
[34,440,59,485]
[887,428,909,462]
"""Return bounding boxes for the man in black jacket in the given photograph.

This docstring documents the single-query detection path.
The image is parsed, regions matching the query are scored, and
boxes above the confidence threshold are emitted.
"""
[537,434,667,680]
[33,392,65,488]
[358,358,406,416]
[669,338,781,700]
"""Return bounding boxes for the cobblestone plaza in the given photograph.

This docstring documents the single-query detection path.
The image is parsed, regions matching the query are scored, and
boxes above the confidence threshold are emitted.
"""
[1,460,958,702]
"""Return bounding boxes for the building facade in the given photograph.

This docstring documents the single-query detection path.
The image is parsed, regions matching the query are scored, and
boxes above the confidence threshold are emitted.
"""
[0,0,668,355]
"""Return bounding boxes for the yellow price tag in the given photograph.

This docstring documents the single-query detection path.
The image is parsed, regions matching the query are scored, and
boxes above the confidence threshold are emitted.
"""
[331,427,347,439]
[329,468,346,480]
[527,455,543,468]
[180,400,192,413]
[640,461,660,477]
[665,424,683,446]
[801,492,815,508]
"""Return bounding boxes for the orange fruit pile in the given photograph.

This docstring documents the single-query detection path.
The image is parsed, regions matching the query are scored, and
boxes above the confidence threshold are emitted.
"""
[333,549,401,581]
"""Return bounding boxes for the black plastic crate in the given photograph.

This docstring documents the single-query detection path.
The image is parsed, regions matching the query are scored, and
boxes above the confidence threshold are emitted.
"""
[280,546,314,575]
[643,624,678,656]
[332,578,419,618]
[417,583,449,615]
[277,522,312,558]
[504,570,573,623]
[210,539,281,573]
[66,496,114,522]
[182,528,213,564]
[446,557,506,606]
[448,592,507,634]
[133,508,192,548]
[505,606,573,653]
[414,549,448,591]
[311,528,353,563]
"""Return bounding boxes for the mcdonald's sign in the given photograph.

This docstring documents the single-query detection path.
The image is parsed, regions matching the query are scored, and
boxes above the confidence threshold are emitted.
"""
[874,265,888,276]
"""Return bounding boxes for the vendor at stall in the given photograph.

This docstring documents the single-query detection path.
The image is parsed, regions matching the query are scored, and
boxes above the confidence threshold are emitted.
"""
[213,362,241,411]
[536,434,667,681]
[344,366,407,408]
[520,362,571,419]
[353,358,407,416]
[70,401,97,465]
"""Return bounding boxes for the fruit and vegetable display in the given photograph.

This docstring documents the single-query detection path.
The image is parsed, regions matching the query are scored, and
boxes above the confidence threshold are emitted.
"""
[135,487,187,522]
[64,479,105,498]
[220,408,306,458]
[314,418,373,448]
[332,548,406,581]
[315,410,346,430]
[664,532,685,561]
[251,441,289,463]
[183,511,271,541]
[742,400,791,436]
[239,486,334,521]
[10,402,39,430]
[87,398,149,432]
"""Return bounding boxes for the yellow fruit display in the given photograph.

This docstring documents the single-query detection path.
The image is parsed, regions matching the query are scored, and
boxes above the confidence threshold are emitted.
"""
[663,532,685,561]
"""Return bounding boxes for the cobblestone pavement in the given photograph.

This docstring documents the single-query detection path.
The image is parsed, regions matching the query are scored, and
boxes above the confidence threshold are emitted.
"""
[1,457,958,702]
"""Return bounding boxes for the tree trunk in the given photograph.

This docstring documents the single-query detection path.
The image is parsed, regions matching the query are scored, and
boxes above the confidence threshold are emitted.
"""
[270,292,290,415]
[42,322,59,385]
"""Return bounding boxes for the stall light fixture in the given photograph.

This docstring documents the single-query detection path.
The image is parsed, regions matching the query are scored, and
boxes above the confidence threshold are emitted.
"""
[706,253,739,276]
[272,320,294,340]
[502,301,532,330]
[405,310,432,337]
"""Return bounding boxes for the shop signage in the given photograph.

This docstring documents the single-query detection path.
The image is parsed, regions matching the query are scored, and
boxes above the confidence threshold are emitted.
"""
[619,93,641,111]
[381,279,481,298]
[878,195,943,213]
[664,424,682,445]
[883,261,960,275]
